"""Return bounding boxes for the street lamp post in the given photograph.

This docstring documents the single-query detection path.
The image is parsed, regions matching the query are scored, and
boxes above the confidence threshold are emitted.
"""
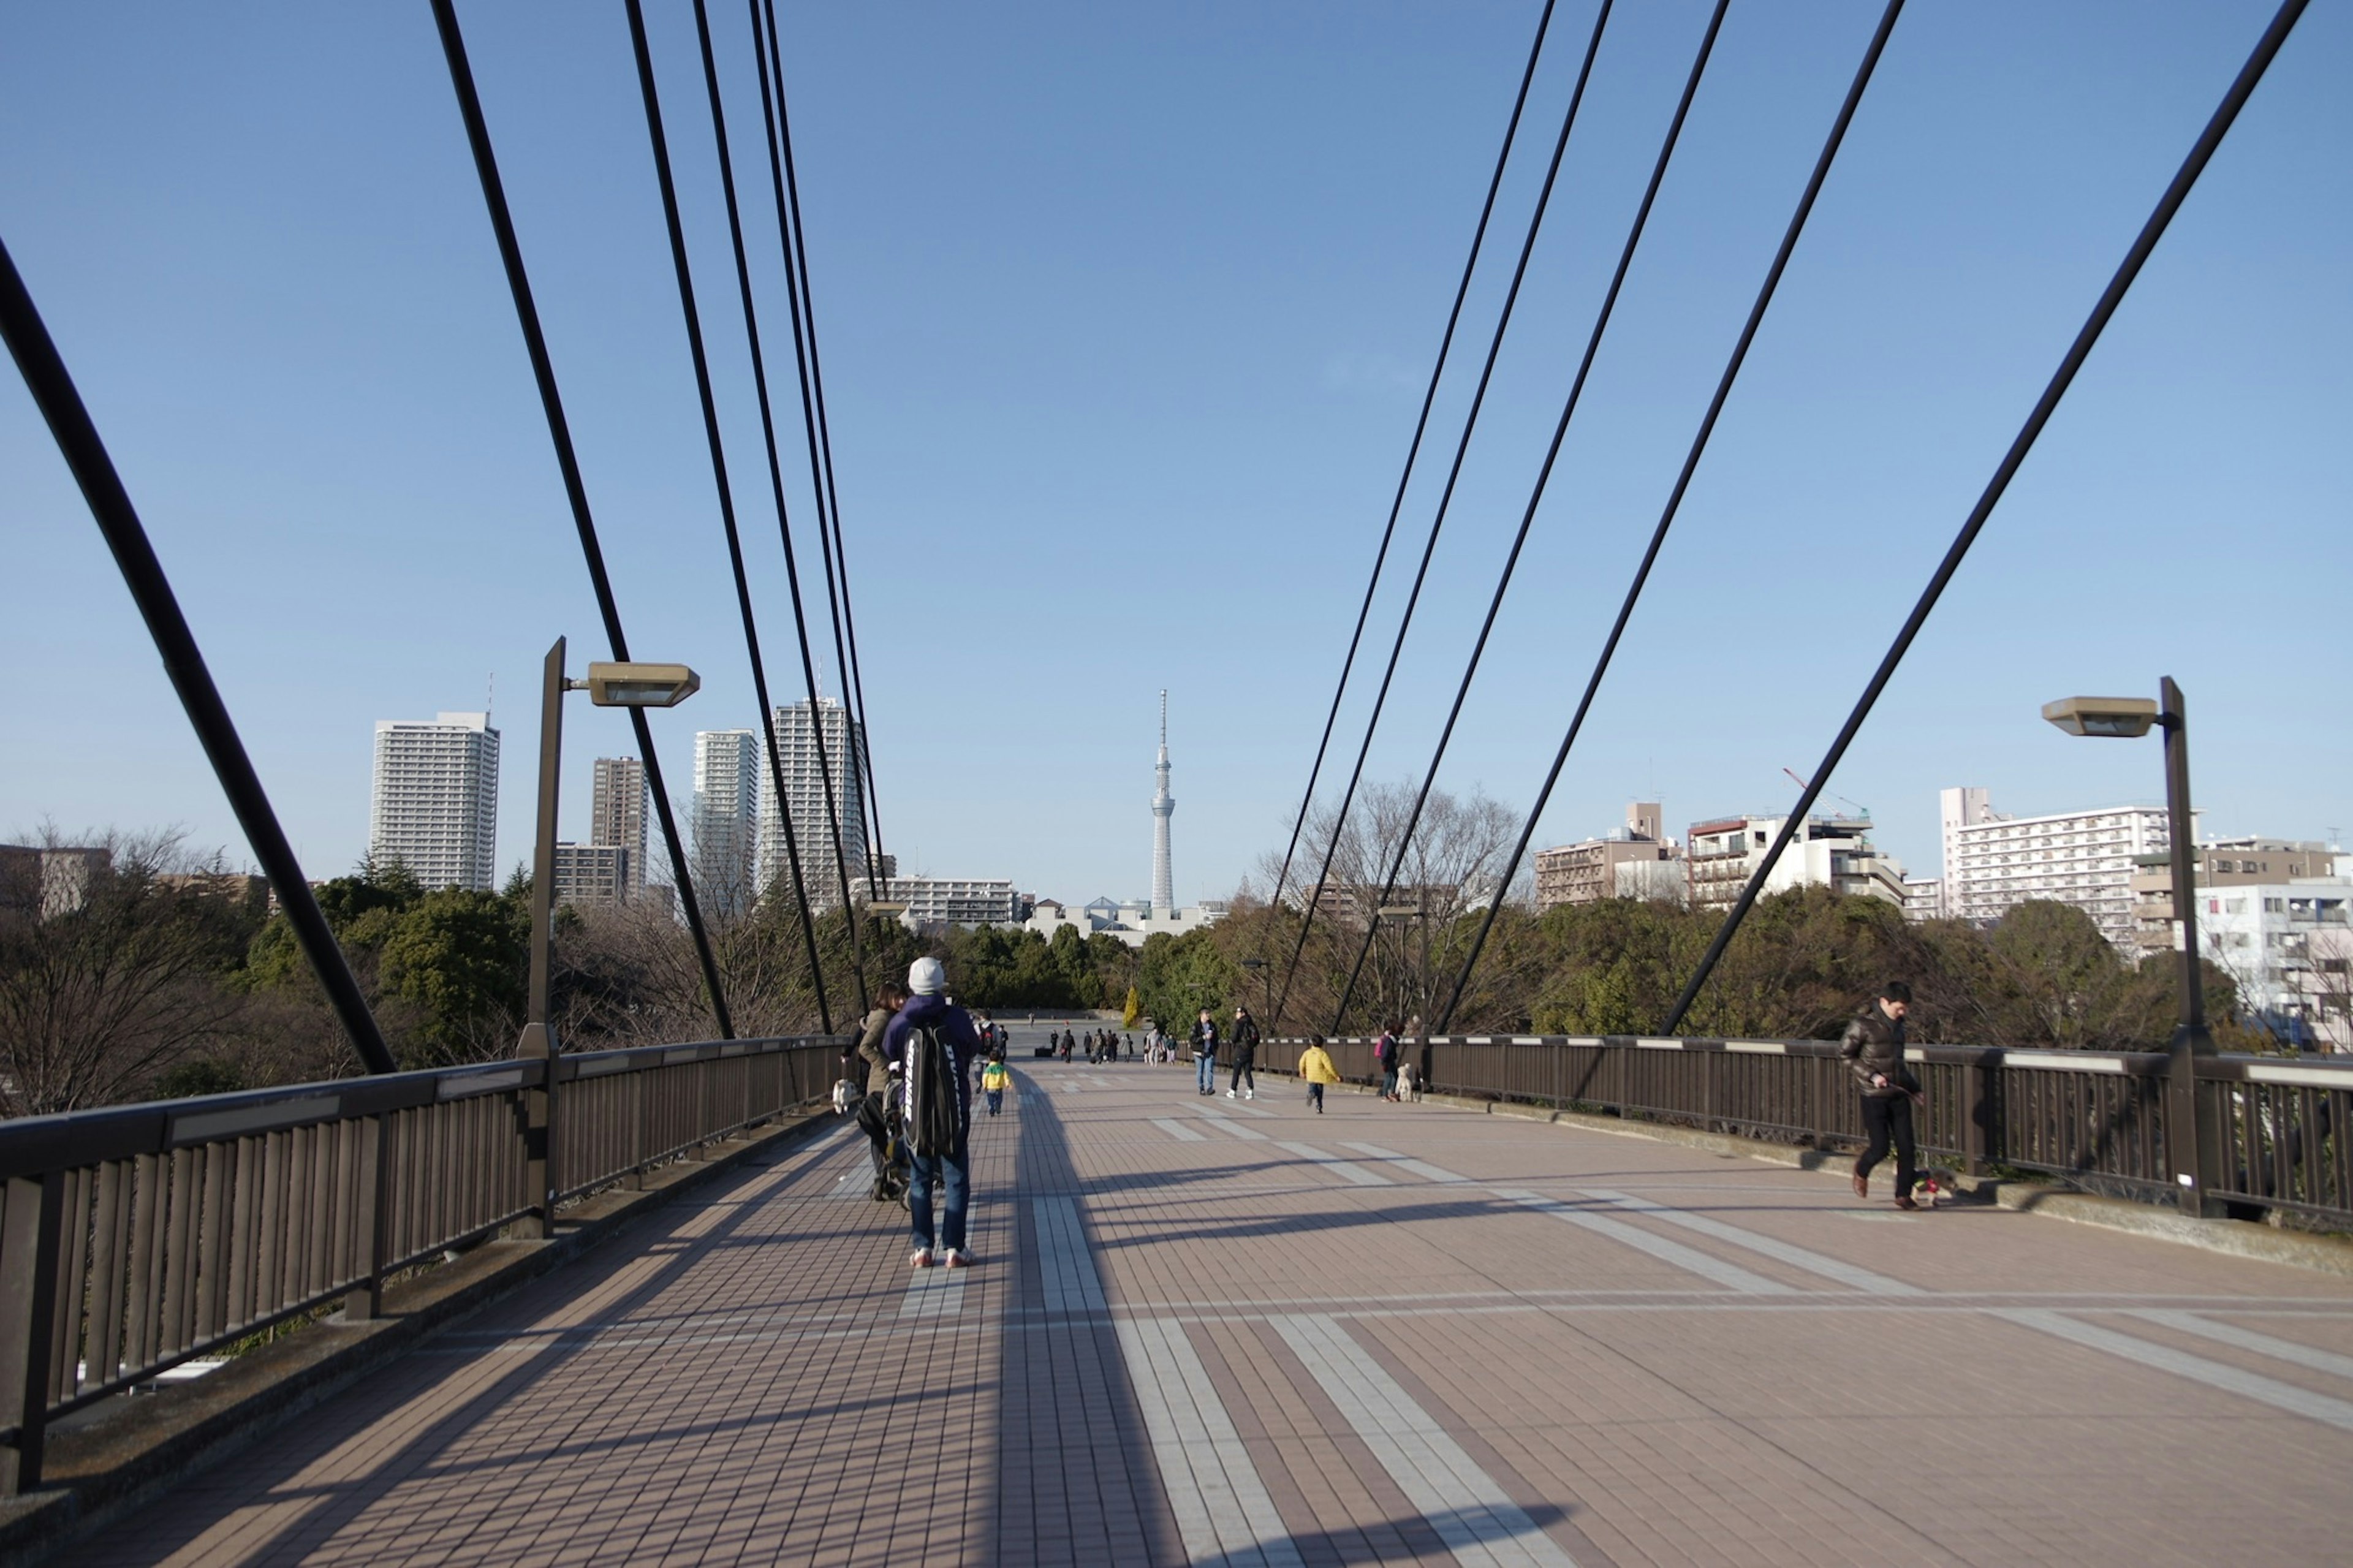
[2043,676,2220,1213]
[518,635,699,1236]
[1239,957,1274,1025]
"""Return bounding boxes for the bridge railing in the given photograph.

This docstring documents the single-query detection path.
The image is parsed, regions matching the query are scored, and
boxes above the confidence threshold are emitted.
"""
[0,1034,847,1493]
[1275,1034,2353,1221]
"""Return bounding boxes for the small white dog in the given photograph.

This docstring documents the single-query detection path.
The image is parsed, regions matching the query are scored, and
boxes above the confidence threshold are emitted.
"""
[1398,1062,1422,1103]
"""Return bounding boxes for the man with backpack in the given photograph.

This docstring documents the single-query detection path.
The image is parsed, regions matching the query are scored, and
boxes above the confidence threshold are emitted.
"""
[885,956,987,1268]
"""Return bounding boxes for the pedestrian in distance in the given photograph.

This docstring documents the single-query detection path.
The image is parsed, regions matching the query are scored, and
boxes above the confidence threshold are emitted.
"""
[1375,1023,1401,1102]
[1298,1037,1340,1114]
[1226,1006,1260,1100]
[1190,1007,1220,1096]
[887,956,987,1268]
[981,1051,1010,1118]
[1843,980,1926,1210]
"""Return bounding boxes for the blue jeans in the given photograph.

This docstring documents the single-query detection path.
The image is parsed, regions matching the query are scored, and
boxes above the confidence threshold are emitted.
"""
[909,1132,971,1254]
[1196,1053,1216,1093]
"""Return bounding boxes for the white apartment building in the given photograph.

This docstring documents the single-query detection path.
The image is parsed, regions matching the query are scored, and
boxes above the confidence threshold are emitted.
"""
[1684,813,1906,913]
[757,700,868,912]
[692,730,760,918]
[369,713,499,892]
[885,877,1021,928]
[589,757,648,897]
[1902,878,1943,923]
[1940,787,2172,948]
[2196,879,2353,1051]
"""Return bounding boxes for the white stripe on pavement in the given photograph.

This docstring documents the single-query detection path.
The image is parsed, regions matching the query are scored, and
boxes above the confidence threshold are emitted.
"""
[1151,1117,1208,1143]
[1996,1309,2353,1432]
[1271,1314,1578,1567]
[1118,1318,1306,1568]
[1194,1109,1271,1143]
[1339,1143,1472,1185]
[1032,1196,1108,1317]
[1270,1142,1394,1186]
[1575,1189,1920,1296]
[1491,1189,1788,1295]
[2126,1309,2353,1384]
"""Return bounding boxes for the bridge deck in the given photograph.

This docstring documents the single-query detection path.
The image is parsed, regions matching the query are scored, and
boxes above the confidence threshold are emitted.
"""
[81,1039,2353,1566]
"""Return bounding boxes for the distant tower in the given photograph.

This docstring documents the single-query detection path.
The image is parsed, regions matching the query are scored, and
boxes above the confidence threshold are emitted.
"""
[1151,691,1175,917]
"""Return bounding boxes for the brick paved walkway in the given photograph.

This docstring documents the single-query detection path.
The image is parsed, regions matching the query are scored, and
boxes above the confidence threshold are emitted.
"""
[79,1031,2353,1565]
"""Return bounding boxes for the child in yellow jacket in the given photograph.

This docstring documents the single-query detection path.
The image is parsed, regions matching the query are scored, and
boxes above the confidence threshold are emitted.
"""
[980,1055,1010,1117]
[1297,1042,1340,1115]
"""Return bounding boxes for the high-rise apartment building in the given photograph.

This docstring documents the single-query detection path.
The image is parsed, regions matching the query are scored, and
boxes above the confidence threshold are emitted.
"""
[1939,788,2173,948]
[885,876,1020,928]
[589,757,648,896]
[692,729,760,918]
[369,712,499,891]
[552,843,632,909]
[756,700,868,912]
[1534,802,1680,911]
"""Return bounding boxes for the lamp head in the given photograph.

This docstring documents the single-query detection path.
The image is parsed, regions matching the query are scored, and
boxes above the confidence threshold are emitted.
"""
[2041,695,2158,739]
[583,662,700,708]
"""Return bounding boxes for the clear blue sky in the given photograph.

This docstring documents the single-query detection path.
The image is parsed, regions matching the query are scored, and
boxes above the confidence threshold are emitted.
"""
[4,1,2347,906]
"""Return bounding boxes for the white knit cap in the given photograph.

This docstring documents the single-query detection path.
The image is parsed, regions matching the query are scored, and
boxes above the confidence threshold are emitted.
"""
[908,956,947,996]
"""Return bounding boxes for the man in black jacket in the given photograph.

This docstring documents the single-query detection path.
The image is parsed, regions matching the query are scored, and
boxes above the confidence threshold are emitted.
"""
[1226,1006,1261,1100]
[1842,980,1923,1210]
[1190,1008,1220,1096]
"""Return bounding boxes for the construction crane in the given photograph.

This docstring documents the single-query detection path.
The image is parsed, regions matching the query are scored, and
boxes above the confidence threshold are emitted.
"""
[1782,768,1870,822]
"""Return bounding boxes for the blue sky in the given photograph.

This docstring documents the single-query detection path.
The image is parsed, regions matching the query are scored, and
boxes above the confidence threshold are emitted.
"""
[4,1,2347,907]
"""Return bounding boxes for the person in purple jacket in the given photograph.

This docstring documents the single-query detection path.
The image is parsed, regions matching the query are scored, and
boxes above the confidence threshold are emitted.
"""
[885,956,987,1268]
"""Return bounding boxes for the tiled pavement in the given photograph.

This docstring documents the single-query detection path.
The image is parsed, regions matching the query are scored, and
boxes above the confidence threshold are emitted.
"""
[78,1028,2353,1565]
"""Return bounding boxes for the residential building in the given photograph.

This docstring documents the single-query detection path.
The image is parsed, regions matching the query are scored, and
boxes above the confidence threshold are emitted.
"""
[369,713,499,892]
[1684,813,1905,912]
[552,843,632,909]
[2128,838,2338,957]
[589,757,648,898]
[0,844,112,918]
[692,730,759,918]
[885,876,1021,928]
[1534,802,1680,911]
[2194,879,2353,1050]
[1025,895,1227,949]
[1902,878,1944,923]
[757,700,868,911]
[1939,789,2173,948]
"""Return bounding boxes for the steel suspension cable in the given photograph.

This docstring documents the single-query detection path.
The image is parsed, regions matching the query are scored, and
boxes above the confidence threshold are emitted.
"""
[1262,0,1562,945]
[1661,0,2310,1036]
[621,0,854,1028]
[755,0,887,898]
[1328,0,1729,1036]
[1273,0,1615,1029]
[0,235,401,1077]
[1434,0,1906,1033]
[428,0,736,1039]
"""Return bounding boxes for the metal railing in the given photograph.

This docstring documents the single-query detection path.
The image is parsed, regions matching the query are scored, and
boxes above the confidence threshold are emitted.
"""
[1277,1034,2353,1224]
[0,1034,846,1493]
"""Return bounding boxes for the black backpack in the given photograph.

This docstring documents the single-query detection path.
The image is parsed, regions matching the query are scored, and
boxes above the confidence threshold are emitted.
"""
[906,1023,961,1157]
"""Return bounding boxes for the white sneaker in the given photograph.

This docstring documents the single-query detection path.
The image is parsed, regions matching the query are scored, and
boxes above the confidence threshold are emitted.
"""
[1245,1089,1254,1100]
[1224,1089,1236,1098]
[910,1248,934,1269]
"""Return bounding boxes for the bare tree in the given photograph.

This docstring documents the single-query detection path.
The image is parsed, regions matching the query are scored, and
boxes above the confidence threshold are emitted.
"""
[0,828,259,1115]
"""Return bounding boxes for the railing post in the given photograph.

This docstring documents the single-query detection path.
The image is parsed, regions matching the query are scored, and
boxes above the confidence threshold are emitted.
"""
[0,1172,66,1495]
[1962,1058,1990,1177]
[343,1115,392,1322]
[516,1055,554,1240]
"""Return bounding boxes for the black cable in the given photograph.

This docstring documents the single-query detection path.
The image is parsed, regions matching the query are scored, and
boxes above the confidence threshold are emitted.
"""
[1661,0,2310,1036]
[1436,0,1907,1032]
[1262,0,1561,968]
[428,0,736,1039]
[0,236,401,1077]
[756,0,888,899]
[621,0,851,1029]
[1327,0,1729,1036]
[1273,0,1615,1029]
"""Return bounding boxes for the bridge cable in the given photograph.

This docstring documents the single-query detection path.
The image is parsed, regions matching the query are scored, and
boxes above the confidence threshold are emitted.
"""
[1271,0,1616,1031]
[754,0,889,901]
[0,237,403,1077]
[1659,0,2311,1036]
[428,0,738,1039]
[623,0,855,1027]
[1434,0,1906,1033]
[1327,0,1730,1037]
[1262,0,1563,953]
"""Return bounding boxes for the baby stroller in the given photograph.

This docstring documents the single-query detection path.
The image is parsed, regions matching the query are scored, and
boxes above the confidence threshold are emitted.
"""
[846,1077,912,1206]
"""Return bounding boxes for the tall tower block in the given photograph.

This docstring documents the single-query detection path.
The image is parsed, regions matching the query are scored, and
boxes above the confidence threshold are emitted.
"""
[1151,691,1175,917]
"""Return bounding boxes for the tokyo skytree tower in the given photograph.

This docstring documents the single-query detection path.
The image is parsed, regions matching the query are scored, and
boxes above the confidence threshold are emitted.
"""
[1151,691,1175,917]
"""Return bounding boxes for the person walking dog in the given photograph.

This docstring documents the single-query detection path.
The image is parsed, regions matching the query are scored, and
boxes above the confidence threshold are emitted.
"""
[1843,980,1925,1210]
[887,957,987,1267]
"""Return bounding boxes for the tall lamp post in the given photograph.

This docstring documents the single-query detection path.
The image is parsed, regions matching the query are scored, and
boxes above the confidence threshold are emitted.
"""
[1239,957,1274,1027]
[518,636,700,1234]
[2042,676,2220,1212]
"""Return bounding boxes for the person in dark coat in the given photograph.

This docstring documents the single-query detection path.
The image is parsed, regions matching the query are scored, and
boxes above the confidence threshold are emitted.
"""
[851,983,909,1198]
[1226,1006,1261,1100]
[885,958,987,1267]
[1842,980,1924,1209]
